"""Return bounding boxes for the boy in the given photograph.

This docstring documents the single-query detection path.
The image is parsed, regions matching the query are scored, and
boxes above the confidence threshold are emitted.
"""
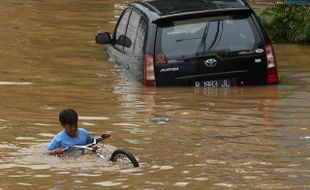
[47,108,93,155]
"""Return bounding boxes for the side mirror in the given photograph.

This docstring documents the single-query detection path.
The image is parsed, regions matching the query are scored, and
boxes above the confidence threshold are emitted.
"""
[115,35,132,48]
[123,36,132,48]
[96,32,112,44]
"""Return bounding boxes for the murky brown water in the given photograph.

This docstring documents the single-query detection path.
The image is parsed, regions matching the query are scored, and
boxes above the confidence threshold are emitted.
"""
[0,0,309,189]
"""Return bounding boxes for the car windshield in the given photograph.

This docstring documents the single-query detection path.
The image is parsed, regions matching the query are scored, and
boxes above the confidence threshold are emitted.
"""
[156,14,262,58]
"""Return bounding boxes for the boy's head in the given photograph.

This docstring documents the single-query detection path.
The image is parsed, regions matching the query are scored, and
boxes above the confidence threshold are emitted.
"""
[59,109,78,137]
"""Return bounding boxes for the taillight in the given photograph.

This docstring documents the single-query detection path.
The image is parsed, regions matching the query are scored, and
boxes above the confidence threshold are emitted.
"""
[144,54,156,86]
[265,43,278,84]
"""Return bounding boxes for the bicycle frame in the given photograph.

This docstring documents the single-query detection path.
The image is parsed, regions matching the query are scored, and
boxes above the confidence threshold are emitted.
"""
[63,133,112,154]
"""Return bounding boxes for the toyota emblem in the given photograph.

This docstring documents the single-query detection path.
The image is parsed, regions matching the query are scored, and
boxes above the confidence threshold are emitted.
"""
[205,58,217,67]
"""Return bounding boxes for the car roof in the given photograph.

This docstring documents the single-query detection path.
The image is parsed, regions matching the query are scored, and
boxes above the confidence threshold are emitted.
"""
[130,0,250,22]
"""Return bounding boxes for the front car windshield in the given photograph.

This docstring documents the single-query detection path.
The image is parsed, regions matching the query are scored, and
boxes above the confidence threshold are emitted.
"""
[156,14,262,58]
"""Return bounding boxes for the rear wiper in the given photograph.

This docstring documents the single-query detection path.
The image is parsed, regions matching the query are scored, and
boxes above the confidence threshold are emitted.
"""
[196,21,209,53]
[206,20,223,52]
[237,49,255,55]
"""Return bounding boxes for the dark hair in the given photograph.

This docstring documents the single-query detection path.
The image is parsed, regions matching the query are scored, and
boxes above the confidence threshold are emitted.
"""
[59,109,78,125]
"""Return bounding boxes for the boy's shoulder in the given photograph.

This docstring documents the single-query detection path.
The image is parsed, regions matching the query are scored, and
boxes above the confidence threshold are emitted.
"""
[78,128,89,133]
[52,130,66,141]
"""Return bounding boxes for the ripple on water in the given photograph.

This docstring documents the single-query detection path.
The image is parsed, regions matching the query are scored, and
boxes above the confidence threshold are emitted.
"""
[0,81,32,85]
[115,178,128,182]
[235,169,247,174]
[193,177,208,181]
[73,173,101,177]
[81,122,95,126]
[0,144,18,149]
[300,136,310,139]
[214,183,234,188]
[37,133,55,138]
[125,139,140,144]
[120,168,140,173]
[34,175,52,178]
[150,165,174,170]
[206,159,226,164]
[8,175,30,178]
[184,153,193,156]
[159,165,174,170]
[150,165,160,169]
[0,164,20,169]
[113,123,141,127]
[17,182,32,186]
[57,171,71,175]
[243,176,258,179]
[33,123,52,127]
[15,137,36,140]
[27,165,51,170]
[79,116,109,121]
[174,182,189,187]
[93,181,122,187]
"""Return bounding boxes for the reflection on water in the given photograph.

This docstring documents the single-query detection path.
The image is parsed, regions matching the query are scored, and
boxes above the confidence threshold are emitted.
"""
[0,81,32,85]
[0,0,309,189]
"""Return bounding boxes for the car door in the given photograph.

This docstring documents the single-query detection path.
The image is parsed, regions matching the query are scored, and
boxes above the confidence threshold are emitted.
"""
[122,11,147,83]
[107,9,131,67]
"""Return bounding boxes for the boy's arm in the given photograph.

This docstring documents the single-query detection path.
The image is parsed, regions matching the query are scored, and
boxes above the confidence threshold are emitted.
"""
[47,136,64,155]
[47,148,65,155]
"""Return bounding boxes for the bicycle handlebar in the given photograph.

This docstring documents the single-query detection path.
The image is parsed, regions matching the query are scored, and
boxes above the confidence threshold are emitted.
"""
[101,133,111,140]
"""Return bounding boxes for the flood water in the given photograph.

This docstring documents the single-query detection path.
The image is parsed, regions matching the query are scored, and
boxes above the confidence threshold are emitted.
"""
[0,0,309,189]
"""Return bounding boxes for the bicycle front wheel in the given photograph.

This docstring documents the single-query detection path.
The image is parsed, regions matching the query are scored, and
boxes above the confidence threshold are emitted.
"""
[110,148,139,168]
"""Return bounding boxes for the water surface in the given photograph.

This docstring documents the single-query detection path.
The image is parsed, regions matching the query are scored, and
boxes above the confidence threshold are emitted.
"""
[0,0,309,189]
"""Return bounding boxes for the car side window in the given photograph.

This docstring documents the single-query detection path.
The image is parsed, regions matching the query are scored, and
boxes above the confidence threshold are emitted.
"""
[124,11,141,54]
[114,10,131,51]
[133,18,147,58]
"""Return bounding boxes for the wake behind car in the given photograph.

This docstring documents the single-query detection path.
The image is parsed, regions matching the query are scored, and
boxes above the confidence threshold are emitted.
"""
[96,0,279,87]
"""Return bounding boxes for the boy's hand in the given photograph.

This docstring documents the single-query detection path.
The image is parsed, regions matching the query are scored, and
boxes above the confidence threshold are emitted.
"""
[53,148,65,155]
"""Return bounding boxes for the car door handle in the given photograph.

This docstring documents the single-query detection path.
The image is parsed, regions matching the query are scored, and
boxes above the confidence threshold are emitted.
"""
[125,64,129,70]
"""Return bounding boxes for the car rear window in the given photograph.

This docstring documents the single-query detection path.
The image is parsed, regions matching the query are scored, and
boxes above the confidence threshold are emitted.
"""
[155,14,262,59]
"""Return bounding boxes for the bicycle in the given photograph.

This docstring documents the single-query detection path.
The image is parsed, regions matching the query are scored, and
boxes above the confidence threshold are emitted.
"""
[63,132,139,168]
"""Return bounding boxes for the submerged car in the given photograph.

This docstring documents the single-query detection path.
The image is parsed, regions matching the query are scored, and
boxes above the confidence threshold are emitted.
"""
[96,0,279,87]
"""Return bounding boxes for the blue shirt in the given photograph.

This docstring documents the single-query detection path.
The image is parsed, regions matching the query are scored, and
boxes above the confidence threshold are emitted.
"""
[47,128,93,151]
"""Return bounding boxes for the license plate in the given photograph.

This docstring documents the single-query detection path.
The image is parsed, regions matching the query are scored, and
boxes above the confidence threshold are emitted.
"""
[194,79,232,88]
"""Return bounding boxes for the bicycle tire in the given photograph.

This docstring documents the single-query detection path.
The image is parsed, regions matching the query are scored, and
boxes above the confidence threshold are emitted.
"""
[110,148,139,168]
